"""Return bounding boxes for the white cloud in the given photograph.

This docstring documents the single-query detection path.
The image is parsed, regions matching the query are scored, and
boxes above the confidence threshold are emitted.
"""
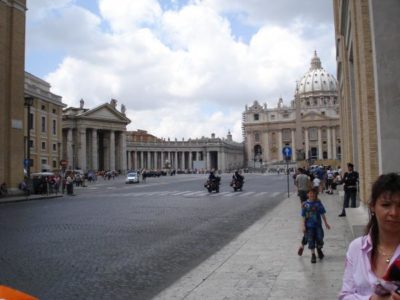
[99,0,162,32]
[27,0,336,143]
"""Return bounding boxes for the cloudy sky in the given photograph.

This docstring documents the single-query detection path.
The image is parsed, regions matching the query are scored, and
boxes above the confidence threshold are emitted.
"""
[25,0,336,142]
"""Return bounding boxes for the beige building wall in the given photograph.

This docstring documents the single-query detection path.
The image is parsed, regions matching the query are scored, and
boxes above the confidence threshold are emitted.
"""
[0,0,27,191]
[24,72,67,173]
[333,0,400,203]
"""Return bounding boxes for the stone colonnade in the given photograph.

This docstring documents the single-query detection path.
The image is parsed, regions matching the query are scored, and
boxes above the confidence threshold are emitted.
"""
[126,143,244,172]
[64,128,126,172]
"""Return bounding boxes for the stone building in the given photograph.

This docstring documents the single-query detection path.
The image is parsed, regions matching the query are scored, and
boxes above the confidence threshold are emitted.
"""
[0,0,26,191]
[24,72,67,173]
[126,131,244,172]
[62,99,130,173]
[333,0,400,203]
[242,52,340,167]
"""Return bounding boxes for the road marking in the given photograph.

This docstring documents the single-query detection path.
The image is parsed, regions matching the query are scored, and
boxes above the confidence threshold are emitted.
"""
[88,190,284,199]
[255,192,268,197]
[224,192,242,197]
[238,191,256,197]
[171,191,191,195]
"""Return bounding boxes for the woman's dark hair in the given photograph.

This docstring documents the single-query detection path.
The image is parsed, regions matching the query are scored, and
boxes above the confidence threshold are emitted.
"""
[365,173,400,258]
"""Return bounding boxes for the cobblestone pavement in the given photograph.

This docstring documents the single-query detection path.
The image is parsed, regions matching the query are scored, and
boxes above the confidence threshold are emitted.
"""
[0,174,286,299]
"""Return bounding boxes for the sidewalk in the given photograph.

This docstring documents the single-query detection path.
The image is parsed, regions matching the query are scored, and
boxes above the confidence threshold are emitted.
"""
[154,191,354,300]
[0,193,63,204]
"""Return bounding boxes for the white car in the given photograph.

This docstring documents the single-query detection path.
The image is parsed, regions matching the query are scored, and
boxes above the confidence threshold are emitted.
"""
[125,172,140,184]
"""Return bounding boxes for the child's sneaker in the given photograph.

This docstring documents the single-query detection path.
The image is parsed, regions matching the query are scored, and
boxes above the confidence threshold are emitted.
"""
[311,253,317,263]
[317,248,324,259]
[297,246,304,256]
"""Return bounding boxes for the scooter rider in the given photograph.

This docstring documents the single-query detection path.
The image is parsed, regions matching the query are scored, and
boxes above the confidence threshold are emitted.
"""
[209,171,216,181]
[232,170,244,183]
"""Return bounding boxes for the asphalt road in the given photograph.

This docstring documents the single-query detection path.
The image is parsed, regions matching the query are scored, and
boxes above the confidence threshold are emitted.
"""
[0,173,291,300]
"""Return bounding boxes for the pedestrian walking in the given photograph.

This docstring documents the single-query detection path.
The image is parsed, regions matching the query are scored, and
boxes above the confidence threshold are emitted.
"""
[66,175,74,195]
[295,168,311,206]
[326,166,334,194]
[298,187,331,263]
[339,173,400,299]
[339,163,359,217]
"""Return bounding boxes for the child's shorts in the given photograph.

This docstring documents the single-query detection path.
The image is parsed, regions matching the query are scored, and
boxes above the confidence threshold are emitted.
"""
[306,226,324,249]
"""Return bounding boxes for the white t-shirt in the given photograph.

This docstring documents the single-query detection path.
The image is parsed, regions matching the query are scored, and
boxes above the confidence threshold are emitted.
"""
[313,177,321,187]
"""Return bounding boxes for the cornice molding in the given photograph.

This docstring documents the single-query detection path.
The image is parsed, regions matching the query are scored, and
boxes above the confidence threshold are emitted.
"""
[1,0,27,13]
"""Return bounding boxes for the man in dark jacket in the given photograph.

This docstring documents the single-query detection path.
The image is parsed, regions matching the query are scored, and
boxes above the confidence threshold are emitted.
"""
[338,163,359,217]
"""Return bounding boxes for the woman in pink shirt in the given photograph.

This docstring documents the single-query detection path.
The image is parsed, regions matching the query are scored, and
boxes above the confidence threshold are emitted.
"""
[339,173,400,300]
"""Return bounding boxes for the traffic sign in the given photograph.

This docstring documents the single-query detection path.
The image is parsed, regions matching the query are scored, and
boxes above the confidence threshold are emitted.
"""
[282,146,292,160]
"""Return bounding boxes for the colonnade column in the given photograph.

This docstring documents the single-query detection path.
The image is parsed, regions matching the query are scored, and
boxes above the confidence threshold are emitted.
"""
[67,129,73,169]
[318,128,323,159]
[140,152,144,169]
[127,151,132,171]
[181,151,185,170]
[332,127,337,159]
[147,151,151,169]
[263,131,270,163]
[161,152,165,168]
[305,128,309,159]
[327,127,332,159]
[118,132,126,173]
[134,152,138,169]
[189,151,193,170]
[92,129,98,171]
[78,128,87,171]
[278,131,283,161]
[291,129,296,161]
[109,130,115,171]
[220,151,226,172]
[174,152,178,170]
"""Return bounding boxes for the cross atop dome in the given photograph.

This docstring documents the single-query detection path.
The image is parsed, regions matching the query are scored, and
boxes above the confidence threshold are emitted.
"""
[310,50,322,70]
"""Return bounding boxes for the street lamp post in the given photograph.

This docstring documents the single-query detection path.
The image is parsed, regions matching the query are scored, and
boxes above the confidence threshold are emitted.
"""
[24,97,34,184]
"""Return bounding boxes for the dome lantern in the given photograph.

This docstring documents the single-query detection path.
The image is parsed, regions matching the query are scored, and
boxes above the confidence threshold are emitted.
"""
[310,50,322,70]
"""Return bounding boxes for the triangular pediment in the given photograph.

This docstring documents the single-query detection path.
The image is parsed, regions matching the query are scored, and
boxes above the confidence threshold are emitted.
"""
[80,104,130,124]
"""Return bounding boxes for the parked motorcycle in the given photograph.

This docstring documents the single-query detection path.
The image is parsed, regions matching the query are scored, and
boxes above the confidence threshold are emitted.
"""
[204,177,221,193]
[230,179,244,192]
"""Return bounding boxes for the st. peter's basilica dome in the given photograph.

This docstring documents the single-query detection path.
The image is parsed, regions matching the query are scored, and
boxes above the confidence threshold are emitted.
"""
[296,51,337,95]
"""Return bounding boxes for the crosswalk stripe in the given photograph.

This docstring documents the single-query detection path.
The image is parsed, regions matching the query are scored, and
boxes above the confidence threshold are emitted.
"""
[171,191,190,195]
[238,191,256,197]
[97,190,284,198]
[256,192,268,197]
[217,192,230,196]
[224,192,242,197]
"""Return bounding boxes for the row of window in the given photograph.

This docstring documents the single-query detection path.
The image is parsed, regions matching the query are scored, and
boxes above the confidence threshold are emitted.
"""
[302,97,338,106]
[40,104,58,115]
[253,113,292,121]
[253,128,339,142]
[29,113,58,135]
[28,140,58,151]
[29,159,59,169]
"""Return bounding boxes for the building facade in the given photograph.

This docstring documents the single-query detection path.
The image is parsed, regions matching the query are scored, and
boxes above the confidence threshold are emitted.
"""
[126,131,244,172]
[24,72,67,173]
[243,52,340,168]
[333,0,400,203]
[0,0,26,191]
[62,99,131,173]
